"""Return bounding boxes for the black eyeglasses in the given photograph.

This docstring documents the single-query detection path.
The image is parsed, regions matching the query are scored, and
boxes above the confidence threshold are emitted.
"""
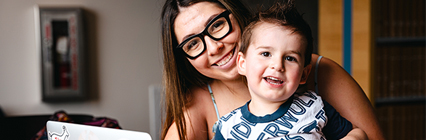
[176,10,233,59]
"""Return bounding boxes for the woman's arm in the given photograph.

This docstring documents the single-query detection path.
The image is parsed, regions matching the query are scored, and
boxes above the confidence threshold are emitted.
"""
[312,55,384,140]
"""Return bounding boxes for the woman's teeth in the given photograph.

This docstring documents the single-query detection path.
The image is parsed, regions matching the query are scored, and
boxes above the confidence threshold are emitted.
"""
[216,50,233,66]
[264,77,284,85]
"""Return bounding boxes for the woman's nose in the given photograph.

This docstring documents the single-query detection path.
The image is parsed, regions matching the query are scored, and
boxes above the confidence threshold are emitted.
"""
[204,36,224,56]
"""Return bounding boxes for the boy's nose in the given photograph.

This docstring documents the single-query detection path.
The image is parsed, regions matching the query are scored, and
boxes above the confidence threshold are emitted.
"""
[270,59,284,72]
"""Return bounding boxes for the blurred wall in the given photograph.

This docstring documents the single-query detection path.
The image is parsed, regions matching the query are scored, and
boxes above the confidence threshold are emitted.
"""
[0,0,320,138]
[0,0,165,134]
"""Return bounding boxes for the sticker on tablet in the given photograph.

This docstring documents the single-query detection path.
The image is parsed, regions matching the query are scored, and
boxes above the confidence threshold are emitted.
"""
[48,125,70,140]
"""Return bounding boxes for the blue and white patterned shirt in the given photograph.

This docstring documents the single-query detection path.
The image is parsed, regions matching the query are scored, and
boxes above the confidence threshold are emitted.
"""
[213,91,352,140]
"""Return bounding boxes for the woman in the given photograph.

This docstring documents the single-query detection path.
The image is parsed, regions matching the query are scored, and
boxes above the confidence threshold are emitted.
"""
[160,0,384,140]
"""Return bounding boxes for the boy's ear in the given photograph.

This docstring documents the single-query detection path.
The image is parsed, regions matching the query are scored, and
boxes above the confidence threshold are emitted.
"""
[237,52,246,75]
[299,64,312,84]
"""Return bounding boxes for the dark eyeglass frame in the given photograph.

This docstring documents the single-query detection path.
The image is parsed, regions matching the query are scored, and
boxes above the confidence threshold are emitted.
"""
[176,10,233,59]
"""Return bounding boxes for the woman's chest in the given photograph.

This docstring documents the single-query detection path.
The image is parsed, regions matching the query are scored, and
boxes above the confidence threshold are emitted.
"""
[205,94,250,139]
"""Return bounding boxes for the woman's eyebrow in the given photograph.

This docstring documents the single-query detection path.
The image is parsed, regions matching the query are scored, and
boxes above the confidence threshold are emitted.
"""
[182,34,195,43]
[181,12,222,42]
[205,12,220,27]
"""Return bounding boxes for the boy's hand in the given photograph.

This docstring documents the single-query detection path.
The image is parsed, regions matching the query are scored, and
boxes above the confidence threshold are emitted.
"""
[340,127,368,140]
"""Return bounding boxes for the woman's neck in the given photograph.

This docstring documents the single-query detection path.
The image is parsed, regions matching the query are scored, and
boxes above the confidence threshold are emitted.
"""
[206,76,251,116]
[209,77,251,110]
[215,77,249,96]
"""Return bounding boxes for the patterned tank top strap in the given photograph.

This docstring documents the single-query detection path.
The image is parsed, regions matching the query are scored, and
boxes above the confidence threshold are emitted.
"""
[208,83,220,134]
[315,56,323,94]
[208,83,220,120]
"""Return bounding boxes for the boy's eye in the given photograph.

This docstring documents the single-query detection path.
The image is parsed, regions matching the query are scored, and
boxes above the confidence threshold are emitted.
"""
[261,52,271,57]
[285,56,297,62]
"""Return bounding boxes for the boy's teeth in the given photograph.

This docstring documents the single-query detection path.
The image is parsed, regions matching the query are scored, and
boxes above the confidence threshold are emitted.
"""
[264,77,284,85]
[216,51,233,66]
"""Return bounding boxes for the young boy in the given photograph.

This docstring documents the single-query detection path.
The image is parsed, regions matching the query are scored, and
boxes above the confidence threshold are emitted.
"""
[213,1,365,140]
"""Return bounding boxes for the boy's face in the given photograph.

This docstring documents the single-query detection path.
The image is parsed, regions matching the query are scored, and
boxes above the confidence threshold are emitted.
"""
[237,22,311,103]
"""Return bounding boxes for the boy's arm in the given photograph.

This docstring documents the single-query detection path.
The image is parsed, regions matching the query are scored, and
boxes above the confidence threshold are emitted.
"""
[340,126,368,140]
[322,100,353,140]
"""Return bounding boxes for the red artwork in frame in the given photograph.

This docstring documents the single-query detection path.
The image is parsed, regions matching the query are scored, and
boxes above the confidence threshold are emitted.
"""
[36,6,87,102]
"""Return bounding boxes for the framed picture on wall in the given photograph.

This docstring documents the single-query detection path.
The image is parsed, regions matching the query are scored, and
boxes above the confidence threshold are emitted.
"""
[35,6,87,102]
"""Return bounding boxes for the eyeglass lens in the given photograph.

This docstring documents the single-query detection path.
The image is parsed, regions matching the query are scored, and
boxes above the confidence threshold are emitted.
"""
[181,16,230,58]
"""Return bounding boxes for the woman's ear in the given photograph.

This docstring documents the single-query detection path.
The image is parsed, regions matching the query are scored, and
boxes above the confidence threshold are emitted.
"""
[299,64,312,84]
[237,52,246,76]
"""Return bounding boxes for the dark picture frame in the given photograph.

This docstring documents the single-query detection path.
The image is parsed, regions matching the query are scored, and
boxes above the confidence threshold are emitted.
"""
[36,6,87,102]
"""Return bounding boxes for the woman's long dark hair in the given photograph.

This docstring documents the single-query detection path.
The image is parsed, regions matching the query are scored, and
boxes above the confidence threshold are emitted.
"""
[160,0,250,139]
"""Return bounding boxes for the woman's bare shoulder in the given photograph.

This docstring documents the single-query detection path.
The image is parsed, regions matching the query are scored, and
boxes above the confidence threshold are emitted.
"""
[306,54,347,90]
[313,55,349,78]
[186,85,214,109]
[187,86,217,139]
[315,55,359,93]
[184,85,217,122]
[163,86,213,140]
[312,54,342,71]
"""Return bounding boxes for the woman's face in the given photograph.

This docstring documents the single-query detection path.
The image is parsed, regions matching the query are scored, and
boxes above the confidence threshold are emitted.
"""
[174,2,241,81]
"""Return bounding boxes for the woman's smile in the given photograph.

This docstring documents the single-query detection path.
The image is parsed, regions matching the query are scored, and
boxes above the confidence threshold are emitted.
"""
[212,46,236,67]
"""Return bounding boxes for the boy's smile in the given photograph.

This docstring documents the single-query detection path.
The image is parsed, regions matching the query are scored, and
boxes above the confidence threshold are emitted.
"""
[264,76,284,85]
